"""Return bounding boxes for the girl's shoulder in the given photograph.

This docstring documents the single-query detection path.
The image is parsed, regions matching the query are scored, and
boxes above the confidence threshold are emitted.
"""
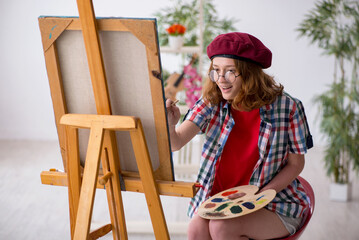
[270,92,305,112]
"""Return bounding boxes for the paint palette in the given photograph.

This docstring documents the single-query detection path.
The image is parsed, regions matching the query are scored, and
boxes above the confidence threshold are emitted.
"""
[198,185,276,220]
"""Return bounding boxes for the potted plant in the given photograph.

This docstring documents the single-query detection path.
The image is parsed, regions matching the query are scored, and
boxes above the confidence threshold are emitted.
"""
[297,0,359,201]
[166,23,187,50]
[153,0,238,53]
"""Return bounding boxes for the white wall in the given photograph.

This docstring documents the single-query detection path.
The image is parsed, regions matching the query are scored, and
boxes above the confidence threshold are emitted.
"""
[0,0,331,144]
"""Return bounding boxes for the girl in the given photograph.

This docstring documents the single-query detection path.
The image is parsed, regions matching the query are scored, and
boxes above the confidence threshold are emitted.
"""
[166,32,313,239]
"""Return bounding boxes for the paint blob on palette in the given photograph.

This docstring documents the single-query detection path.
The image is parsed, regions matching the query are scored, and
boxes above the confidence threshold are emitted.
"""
[198,185,276,220]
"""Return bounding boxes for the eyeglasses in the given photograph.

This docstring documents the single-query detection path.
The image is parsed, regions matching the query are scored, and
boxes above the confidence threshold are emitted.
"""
[208,70,241,83]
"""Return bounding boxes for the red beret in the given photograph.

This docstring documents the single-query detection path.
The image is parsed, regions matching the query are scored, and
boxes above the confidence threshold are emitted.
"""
[207,32,272,68]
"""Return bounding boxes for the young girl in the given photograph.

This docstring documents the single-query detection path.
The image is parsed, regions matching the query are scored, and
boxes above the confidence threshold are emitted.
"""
[166,32,313,239]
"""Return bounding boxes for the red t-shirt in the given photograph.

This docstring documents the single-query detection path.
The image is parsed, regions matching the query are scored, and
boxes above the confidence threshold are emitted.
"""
[210,107,261,196]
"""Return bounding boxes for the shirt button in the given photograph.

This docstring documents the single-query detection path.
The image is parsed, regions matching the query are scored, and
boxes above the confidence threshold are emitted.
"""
[226,126,229,129]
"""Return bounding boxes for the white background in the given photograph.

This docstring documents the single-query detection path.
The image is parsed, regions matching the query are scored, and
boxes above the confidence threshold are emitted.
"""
[0,0,332,144]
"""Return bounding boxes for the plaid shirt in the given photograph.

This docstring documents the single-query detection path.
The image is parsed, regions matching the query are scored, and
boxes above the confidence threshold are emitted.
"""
[185,92,313,218]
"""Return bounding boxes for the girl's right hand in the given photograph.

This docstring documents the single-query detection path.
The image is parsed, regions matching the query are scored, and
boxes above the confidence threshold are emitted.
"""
[166,99,181,126]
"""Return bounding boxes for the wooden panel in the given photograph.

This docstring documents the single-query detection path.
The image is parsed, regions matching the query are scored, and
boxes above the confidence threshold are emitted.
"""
[60,114,137,130]
[43,43,68,169]
[145,43,173,181]
[40,171,198,198]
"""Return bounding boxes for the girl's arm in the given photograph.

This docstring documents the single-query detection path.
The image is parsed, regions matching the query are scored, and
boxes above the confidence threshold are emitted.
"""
[166,99,200,151]
[259,153,305,193]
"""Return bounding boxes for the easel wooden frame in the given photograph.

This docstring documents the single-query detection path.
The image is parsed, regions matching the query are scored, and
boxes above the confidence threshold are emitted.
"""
[39,0,198,239]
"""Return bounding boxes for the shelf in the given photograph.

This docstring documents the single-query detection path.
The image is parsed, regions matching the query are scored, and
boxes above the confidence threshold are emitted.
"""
[160,46,201,54]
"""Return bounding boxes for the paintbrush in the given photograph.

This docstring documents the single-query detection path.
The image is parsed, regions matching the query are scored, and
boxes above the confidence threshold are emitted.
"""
[171,99,179,106]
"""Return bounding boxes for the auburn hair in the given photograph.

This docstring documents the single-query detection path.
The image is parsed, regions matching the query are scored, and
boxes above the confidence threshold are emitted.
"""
[202,59,284,111]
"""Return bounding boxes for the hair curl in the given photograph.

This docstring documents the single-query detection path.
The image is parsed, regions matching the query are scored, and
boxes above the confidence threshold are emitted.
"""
[202,59,284,111]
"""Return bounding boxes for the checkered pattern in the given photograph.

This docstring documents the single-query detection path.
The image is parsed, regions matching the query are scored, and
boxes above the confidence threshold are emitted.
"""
[185,92,313,218]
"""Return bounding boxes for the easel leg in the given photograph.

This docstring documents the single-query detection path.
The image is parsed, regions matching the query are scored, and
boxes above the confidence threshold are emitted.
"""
[101,131,128,240]
[73,124,104,239]
[130,121,170,240]
[66,126,82,239]
[61,114,177,239]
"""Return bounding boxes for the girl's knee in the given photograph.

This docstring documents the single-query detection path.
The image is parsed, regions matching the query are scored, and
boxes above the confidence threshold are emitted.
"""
[187,221,199,239]
[209,219,246,239]
[209,220,227,237]
[187,215,210,240]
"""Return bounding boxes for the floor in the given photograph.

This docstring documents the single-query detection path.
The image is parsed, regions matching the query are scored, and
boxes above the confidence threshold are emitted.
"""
[0,140,358,240]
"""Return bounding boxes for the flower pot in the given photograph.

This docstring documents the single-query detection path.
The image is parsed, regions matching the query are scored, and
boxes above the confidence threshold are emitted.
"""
[168,35,184,50]
[329,182,352,202]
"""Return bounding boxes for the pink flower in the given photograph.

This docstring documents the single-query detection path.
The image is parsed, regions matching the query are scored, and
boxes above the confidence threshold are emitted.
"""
[183,64,202,108]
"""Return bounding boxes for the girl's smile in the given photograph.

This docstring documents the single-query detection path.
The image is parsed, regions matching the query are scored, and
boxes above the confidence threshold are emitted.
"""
[218,84,233,93]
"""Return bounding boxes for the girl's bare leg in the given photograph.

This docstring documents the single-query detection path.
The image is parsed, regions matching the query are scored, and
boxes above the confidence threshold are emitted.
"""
[187,214,211,240]
[208,208,290,240]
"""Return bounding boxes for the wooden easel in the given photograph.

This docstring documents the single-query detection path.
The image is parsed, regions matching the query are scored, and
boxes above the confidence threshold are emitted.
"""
[62,114,169,239]
[39,0,198,239]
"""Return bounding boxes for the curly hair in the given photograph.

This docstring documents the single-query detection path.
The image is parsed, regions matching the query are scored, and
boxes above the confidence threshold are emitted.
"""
[202,59,284,111]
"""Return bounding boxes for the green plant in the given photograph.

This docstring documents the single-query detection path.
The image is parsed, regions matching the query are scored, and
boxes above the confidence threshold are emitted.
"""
[153,0,238,53]
[297,0,359,184]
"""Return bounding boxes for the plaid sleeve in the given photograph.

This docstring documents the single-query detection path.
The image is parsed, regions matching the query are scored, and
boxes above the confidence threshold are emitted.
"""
[184,98,212,133]
[288,99,313,154]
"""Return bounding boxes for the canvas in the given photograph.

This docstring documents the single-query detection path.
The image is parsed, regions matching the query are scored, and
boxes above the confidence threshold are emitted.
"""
[39,16,174,181]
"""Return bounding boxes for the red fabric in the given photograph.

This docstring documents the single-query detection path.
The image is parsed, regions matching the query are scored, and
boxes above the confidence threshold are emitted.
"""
[206,32,272,68]
[210,108,261,196]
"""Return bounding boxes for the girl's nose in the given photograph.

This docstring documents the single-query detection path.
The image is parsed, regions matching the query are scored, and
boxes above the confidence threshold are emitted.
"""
[217,73,227,83]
